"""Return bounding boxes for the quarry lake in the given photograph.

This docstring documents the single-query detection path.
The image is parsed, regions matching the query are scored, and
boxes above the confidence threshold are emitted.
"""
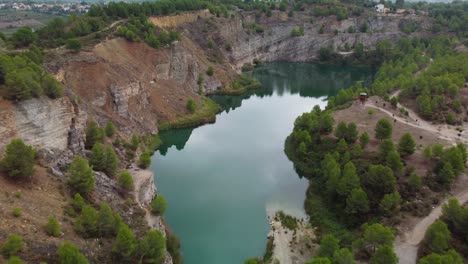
[150,63,372,264]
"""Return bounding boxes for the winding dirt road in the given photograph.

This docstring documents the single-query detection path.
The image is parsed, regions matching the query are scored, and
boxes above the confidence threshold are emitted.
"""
[363,93,468,263]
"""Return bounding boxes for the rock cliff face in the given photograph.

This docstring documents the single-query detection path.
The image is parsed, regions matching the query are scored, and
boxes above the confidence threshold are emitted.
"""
[0,97,79,154]
[182,11,430,69]
[51,37,233,135]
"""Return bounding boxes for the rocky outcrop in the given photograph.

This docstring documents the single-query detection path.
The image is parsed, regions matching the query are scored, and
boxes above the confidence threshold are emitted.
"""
[129,167,173,264]
[0,97,78,154]
[15,97,74,151]
[182,11,430,70]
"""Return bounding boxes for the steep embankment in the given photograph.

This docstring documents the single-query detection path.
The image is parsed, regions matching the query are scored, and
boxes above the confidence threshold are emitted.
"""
[180,10,430,69]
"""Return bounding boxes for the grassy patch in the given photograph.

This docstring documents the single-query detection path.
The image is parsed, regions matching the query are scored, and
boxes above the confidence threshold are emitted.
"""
[212,74,261,95]
[159,98,220,131]
[276,211,298,230]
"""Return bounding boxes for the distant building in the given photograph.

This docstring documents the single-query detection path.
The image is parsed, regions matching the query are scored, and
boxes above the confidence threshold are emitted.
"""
[375,4,385,13]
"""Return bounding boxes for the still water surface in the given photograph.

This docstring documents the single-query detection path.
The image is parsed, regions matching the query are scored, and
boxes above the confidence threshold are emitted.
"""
[150,63,372,264]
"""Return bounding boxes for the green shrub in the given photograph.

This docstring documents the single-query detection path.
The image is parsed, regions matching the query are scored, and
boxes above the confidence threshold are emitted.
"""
[57,242,89,264]
[138,151,151,169]
[118,171,134,190]
[186,99,196,113]
[105,121,116,137]
[42,74,64,98]
[1,234,24,257]
[68,156,95,195]
[46,215,61,237]
[12,208,22,217]
[7,256,25,264]
[71,193,86,213]
[150,195,167,216]
[206,66,214,76]
[66,39,82,52]
[138,230,165,263]
[112,224,136,259]
[85,121,104,149]
[1,139,36,179]
[74,205,98,237]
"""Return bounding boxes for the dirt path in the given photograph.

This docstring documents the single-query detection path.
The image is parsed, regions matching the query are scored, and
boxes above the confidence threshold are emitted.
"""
[394,178,468,264]
[365,94,467,144]
[364,93,468,263]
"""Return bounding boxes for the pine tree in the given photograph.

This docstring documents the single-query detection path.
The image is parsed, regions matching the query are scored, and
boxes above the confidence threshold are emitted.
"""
[68,156,95,195]
[335,122,348,140]
[386,151,403,175]
[104,145,119,176]
[317,235,339,258]
[138,151,151,169]
[333,248,355,264]
[424,220,450,254]
[89,143,105,171]
[113,224,136,258]
[360,132,370,148]
[151,195,167,216]
[375,118,393,140]
[398,133,416,157]
[118,171,134,191]
[57,242,89,264]
[105,121,116,137]
[85,121,104,149]
[46,215,61,237]
[370,246,398,264]
[138,230,165,264]
[362,223,394,254]
[378,139,395,161]
[346,188,369,215]
[1,139,36,179]
[337,162,360,197]
[379,192,401,216]
[345,122,359,144]
[1,234,23,257]
[97,203,117,237]
[74,205,98,237]
[437,162,455,186]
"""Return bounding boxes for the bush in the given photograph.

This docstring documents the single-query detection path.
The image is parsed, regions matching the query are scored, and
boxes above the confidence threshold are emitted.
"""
[112,224,136,259]
[71,193,86,213]
[12,208,22,217]
[1,234,24,257]
[186,99,196,113]
[42,74,64,98]
[85,121,104,149]
[118,171,134,190]
[151,195,167,216]
[68,156,95,195]
[375,118,393,140]
[138,230,165,263]
[105,121,116,137]
[74,205,98,237]
[1,139,36,179]
[57,242,89,264]
[7,256,25,264]
[424,220,450,253]
[66,39,82,51]
[46,215,61,237]
[138,151,151,169]
[206,66,214,76]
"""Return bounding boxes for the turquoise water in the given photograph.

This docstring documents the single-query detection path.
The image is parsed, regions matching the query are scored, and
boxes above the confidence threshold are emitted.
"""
[150,63,372,264]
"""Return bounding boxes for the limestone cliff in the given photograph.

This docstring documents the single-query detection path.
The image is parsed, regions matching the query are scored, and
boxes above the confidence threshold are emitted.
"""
[181,11,430,69]
[0,97,82,155]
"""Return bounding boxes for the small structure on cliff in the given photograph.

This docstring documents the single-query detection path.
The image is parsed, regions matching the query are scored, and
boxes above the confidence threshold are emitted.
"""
[359,92,368,104]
